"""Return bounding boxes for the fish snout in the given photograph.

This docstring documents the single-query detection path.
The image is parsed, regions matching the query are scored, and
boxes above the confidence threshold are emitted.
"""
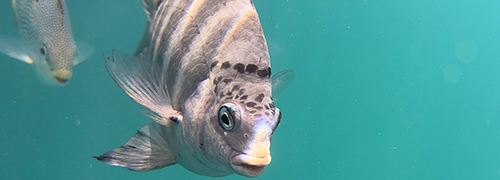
[231,121,273,177]
[52,70,72,84]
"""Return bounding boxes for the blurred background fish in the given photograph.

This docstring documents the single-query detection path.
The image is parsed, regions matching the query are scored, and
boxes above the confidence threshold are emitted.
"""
[0,0,94,85]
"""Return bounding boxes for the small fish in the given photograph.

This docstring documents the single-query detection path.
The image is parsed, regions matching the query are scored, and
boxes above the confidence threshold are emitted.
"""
[94,0,294,178]
[0,0,94,85]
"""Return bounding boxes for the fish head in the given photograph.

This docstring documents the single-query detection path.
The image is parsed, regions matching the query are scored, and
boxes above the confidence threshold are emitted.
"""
[37,39,77,85]
[202,80,280,177]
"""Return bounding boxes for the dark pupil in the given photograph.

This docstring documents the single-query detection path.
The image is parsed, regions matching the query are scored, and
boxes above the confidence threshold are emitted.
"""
[40,48,46,55]
[221,113,230,125]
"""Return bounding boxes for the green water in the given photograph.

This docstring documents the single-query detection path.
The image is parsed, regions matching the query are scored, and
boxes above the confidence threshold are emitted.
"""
[1,0,500,179]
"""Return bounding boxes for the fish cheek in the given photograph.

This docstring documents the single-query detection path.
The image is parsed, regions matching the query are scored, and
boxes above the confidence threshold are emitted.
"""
[193,114,238,170]
[210,111,251,153]
[197,120,227,164]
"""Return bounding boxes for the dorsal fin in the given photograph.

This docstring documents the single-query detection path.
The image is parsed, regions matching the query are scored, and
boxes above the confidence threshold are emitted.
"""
[135,0,163,56]
[142,0,163,23]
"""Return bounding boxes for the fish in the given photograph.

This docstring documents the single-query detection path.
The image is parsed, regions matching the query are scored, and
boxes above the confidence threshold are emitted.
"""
[0,0,94,85]
[94,0,294,178]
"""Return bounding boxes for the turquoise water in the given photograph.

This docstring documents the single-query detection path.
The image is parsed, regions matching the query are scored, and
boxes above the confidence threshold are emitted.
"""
[1,0,500,179]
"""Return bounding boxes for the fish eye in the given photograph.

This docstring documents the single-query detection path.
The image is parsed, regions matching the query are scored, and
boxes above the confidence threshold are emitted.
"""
[40,47,46,55]
[218,104,238,131]
[40,43,48,56]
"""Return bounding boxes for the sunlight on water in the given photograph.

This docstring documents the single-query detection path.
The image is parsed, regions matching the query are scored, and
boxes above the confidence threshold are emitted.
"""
[443,64,462,83]
[455,39,477,64]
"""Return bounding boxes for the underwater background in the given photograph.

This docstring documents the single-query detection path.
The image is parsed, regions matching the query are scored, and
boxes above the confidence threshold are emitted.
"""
[1,0,500,179]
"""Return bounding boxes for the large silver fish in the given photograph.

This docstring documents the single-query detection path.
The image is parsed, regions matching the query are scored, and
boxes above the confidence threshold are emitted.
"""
[95,0,294,177]
[0,0,93,85]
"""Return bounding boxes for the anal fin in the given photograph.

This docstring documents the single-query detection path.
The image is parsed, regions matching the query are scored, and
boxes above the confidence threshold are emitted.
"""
[94,123,176,172]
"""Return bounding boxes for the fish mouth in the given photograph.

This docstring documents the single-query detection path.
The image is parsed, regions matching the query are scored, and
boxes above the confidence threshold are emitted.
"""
[231,153,271,177]
[52,70,72,84]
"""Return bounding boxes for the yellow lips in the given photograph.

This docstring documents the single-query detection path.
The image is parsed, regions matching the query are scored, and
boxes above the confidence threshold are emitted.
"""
[52,70,72,84]
[233,154,271,166]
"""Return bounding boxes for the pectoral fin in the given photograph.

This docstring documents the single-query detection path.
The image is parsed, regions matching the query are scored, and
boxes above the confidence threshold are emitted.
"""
[73,42,95,65]
[272,70,295,98]
[103,50,182,125]
[94,123,176,172]
[0,35,34,64]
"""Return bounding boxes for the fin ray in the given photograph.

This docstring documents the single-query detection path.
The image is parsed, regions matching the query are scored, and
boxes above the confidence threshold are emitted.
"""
[73,42,95,65]
[94,123,176,172]
[0,35,33,64]
[103,49,182,121]
[134,0,163,56]
[272,70,295,98]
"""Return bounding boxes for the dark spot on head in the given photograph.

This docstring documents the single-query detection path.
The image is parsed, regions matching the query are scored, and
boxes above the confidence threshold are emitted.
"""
[221,61,231,69]
[210,61,218,70]
[219,93,224,98]
[127,145,137,149]
[255,106,263,110]
[234,63,245,73]
[240,95,248,100]
[246,64,258,73]
[213,76,222,84]
[265,112,270,116]
[249,110,257,114]
[255,94,265,103]
[257,67,271,78]
[264,105,269,110]
[239,89,245,95]
[269,103,275,108]
[226,91,232,96]
[223,79,232,84]
[235,95,240,99]
[246,102,257,108]
[231,85,240,92]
